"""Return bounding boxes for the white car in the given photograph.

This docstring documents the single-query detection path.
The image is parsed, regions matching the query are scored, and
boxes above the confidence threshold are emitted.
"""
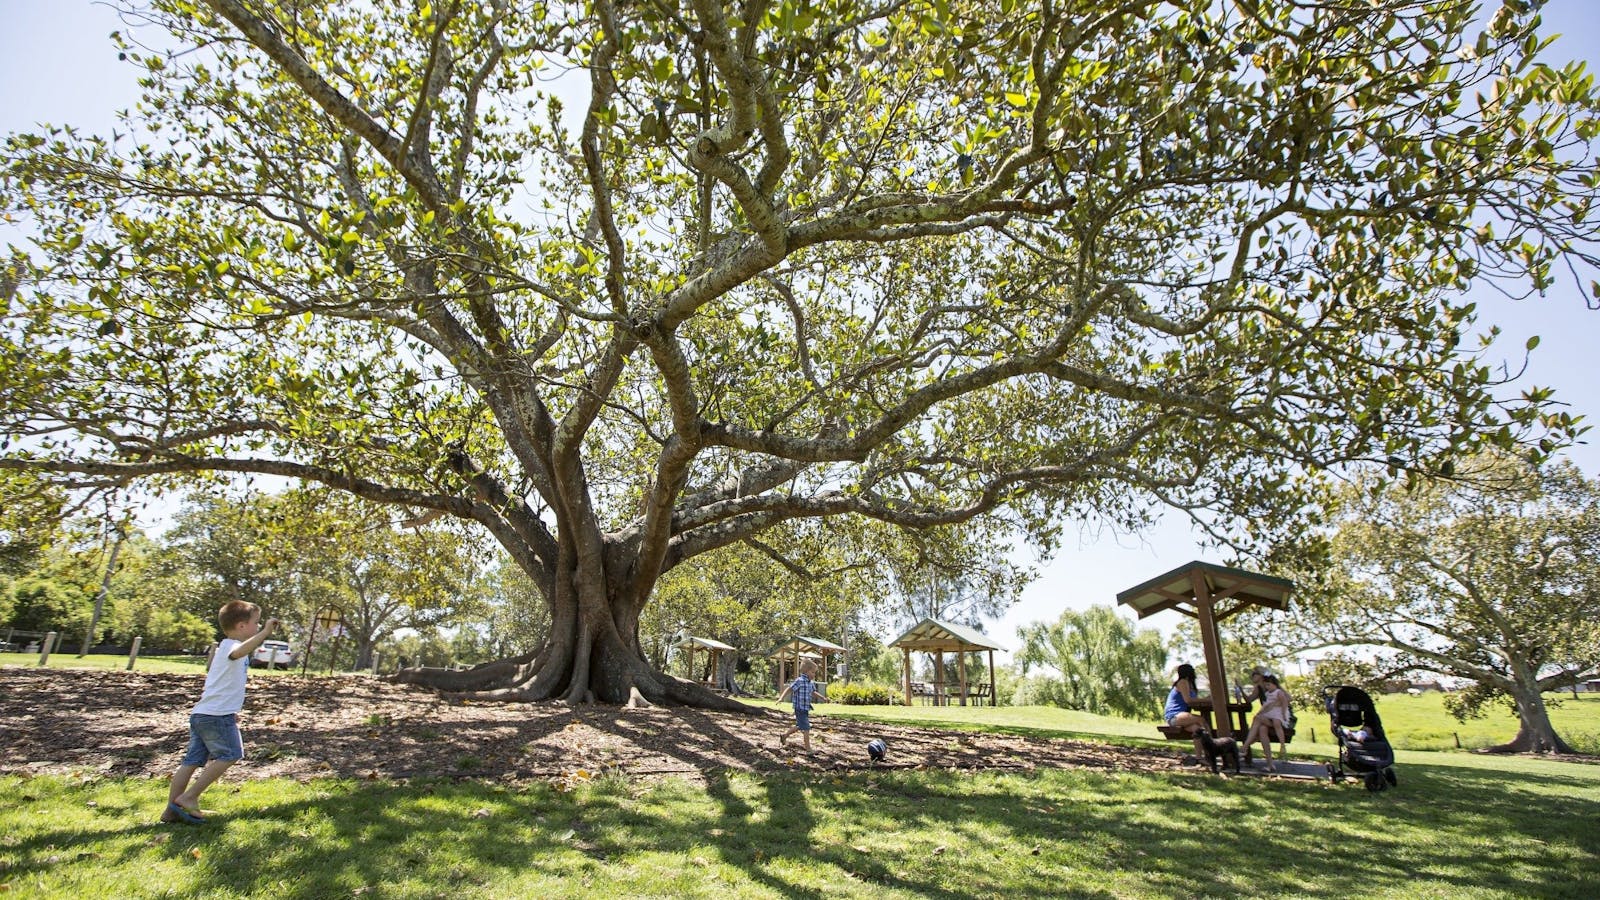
[251,640,294,668]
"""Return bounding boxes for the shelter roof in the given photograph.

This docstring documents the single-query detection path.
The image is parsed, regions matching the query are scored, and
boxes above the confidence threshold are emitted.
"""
[1115,560,1293,622]
[671,635,736,652]
[889,618,1007,652]
[766,636,846,658]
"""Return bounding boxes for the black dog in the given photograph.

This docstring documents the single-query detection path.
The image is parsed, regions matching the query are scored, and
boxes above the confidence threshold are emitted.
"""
[1196,729,1241,775]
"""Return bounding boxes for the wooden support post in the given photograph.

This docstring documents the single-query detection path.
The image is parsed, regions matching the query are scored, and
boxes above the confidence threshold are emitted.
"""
[902,647,912,706]
[38,631,58,666]
[126,636,142,671]
[988,650,997,707]
[958,650,969,706]
[1190,571,1234,738]
[371,651,381,675]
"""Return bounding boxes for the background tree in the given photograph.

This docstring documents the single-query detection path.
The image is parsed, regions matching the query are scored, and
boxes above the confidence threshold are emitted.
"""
[326,507,488,670]
[1279,653,1385,713]
[3,0,1596,706]
[1016,604,1166,717]
[1287,454,1600,753]
[476,556,553,660]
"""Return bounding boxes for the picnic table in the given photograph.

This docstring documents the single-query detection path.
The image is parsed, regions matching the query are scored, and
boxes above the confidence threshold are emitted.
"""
[1190,697,1253,734]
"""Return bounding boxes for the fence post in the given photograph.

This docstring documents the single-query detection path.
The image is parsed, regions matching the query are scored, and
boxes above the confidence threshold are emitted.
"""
[126,636,142,671]
[371,652,381,675]
[38,632,58,666]
[206,642,217,667]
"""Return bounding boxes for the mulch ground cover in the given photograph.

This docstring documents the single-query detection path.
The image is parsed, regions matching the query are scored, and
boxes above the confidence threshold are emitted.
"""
[1,667,1192,787]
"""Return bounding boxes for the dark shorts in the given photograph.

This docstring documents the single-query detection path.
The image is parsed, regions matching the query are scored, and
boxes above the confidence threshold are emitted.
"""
[181,713,244,766]
[793,708,811,731]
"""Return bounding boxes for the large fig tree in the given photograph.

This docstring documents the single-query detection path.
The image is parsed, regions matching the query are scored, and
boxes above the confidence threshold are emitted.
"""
[1291,455,1600,754]
[2,0,1595,706]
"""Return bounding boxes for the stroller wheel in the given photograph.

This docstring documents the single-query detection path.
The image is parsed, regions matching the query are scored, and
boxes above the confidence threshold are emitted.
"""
[1364,772,1387,792]
[1384,768,1397,787]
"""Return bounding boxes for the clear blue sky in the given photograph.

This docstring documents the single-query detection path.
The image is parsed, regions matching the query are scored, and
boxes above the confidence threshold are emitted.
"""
[3,2,1597,653]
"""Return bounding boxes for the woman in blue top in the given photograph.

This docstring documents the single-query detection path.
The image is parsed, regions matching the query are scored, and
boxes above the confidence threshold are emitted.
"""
[1164,663,1207,762]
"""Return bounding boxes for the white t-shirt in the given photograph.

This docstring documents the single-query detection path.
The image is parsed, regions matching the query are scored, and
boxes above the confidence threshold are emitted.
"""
[192,638,251,715]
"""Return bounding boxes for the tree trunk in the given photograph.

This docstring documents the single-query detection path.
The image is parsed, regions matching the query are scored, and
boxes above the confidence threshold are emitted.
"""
[716,650,745,696]
[1485,684,1575,754]
[393,570,752,712]
[354,639,375,672]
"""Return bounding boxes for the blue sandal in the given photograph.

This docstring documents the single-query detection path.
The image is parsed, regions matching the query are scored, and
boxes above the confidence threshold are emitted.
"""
[166,801,206,825]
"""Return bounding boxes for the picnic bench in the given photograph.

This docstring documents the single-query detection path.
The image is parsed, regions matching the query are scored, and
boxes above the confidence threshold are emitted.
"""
[909,680,992,706]
[1157,703,1297,743]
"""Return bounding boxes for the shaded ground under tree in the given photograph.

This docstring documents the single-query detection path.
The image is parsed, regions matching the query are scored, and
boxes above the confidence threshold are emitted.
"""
[2,668,1196,786]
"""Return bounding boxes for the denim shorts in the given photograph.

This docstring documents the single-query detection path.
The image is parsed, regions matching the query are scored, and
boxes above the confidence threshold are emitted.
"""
[793,707,811,731]
[181,713,244,766]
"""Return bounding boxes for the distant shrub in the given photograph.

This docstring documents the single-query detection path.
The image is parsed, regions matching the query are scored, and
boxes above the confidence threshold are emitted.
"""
[828,682,901,705]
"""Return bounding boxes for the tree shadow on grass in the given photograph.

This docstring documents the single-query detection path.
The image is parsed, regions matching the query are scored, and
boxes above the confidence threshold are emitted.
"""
[5,759,1599,899]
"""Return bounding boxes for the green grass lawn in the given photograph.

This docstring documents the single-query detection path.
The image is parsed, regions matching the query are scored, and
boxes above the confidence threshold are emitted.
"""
[0,652,310,677]
[750,689,1600,756]
[4,682,1599,897]
[3,752,1598,899]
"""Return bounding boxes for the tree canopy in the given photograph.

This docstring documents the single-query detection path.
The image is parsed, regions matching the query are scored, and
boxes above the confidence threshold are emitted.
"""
[1287,454,1600,753]
[3,0,1597,705]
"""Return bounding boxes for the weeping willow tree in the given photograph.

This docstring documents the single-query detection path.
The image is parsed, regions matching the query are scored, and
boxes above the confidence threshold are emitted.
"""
[2,0,1595,707]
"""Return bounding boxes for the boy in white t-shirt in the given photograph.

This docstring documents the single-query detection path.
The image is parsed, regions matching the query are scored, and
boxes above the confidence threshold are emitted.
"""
[161,600,278,824]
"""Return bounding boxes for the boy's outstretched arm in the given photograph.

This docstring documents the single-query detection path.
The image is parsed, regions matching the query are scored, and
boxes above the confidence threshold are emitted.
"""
[228,618,280,660]
[776,683,792,703]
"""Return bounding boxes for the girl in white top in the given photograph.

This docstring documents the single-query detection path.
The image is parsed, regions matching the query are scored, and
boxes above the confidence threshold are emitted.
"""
[1244,674,1291,772]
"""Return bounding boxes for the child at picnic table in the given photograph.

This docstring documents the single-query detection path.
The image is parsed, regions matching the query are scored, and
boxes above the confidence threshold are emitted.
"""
[162,600,279,824]
[1244,673,1292,772]
[777,659,827,751]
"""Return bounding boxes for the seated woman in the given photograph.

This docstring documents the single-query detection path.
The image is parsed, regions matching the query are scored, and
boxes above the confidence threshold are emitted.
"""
[1163,663,1207,762]
[1243,673,1291,771]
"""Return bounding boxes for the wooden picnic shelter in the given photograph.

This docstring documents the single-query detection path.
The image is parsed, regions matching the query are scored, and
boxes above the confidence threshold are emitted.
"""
[889,618,1006,707]
[1116,560,1295,738]
[672,634,736,688]
[767,636,846,689]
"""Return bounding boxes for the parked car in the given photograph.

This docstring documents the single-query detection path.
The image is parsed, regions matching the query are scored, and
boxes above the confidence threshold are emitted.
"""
[251,640,294,668]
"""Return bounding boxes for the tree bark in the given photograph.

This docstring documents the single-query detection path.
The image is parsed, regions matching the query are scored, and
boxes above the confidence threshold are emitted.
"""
[393,569,753,711]
[1484,684,1576,754]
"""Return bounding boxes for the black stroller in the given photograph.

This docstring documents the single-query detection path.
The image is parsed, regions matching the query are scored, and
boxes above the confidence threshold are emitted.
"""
[1325,686,1398,792]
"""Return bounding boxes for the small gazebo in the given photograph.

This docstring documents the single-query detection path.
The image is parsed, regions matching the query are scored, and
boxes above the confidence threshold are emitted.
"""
[671,634,737,688]
[889,618,1006,707]
[767,636,846,689]
[1116,560,1294,738]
